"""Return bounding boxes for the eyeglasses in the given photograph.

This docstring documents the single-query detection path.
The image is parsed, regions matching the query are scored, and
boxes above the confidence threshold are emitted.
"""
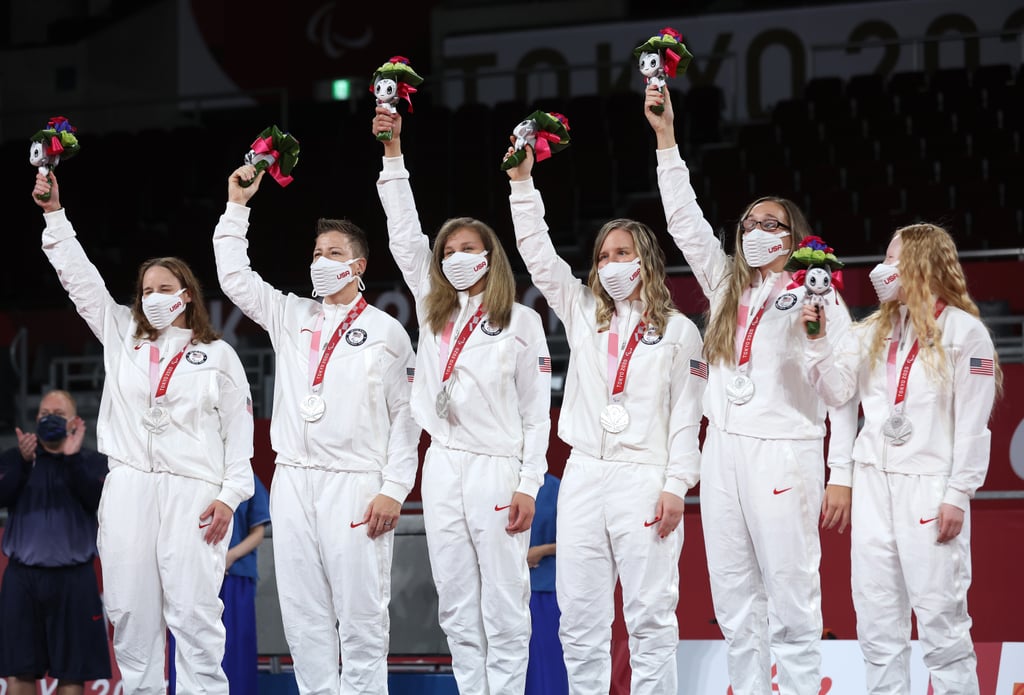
[740,218,791,232]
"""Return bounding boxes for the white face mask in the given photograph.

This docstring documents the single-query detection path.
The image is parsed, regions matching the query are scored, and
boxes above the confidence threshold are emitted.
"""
[442,251,489,291]
[142,288,187,330]
[869,262,901,303]
[742,229,790,268]
[310,256,363,298]
[598,258,642,301]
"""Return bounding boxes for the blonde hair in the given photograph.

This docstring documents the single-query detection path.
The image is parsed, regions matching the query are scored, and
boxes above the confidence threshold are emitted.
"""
[864,223,1003,393]
[587,219,678,334]
[703,197,810,365]
[425,218,515,335]
[132,257,220,344]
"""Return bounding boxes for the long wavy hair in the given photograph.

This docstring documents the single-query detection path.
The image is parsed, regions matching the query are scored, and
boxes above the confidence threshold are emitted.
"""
[702,197,810,365]
[863,223,1003,393]
[425,218,515,335]
[132,257,220,344]
[587,219,678,334]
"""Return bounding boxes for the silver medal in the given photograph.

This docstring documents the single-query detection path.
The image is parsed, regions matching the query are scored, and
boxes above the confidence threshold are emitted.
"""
[600,403,630,433]
[300,394,326,422]
[435,389,450,419]
[725,374,755,405]
[882,413,913,446]
[142,405,170,434]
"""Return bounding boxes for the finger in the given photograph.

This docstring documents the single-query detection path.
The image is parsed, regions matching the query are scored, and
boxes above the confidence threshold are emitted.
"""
[838,509,850,534]
[15,427,23,439]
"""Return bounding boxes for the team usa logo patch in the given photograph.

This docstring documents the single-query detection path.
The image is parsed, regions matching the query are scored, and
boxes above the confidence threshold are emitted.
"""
[775,292,799,311]
[345,328,368,346]
[480,319,503,336]
[641,327,663,345]
[185,350,208,365]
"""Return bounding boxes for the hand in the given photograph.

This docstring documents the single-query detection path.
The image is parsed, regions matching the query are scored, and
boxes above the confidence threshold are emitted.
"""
[360,494,401,539]
[653,491,685,539]
[936,503,965,543]
[225,547,240,572]
[15,427,37,462]
[199,500,233,545]
[373,106,402,155]
[32,170,61,212]
[504,139,535,182]
[527,543,555,568]
[803,303,826,339]
[643,83,677,148]
[62,416,85,456]
[228,165,264,205]
[505,492,536,535]
[820,484,851,533]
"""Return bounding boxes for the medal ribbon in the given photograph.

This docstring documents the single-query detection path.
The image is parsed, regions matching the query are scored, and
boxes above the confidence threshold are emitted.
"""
[440,304,487,384]
[887,300,946,411]
[607,314,647,402]
[308,297,368,393]
[736,303,767,373]
[149,340,191,405]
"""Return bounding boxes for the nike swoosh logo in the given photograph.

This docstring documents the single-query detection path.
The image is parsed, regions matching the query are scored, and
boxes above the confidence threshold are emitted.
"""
[644,516,662,527]
[350,520,368,528]
[773,487,793,495]
[91,614,103,621]
[134,345,143,350]
[494,504,512,512]
[199,522,212,529]
[919,517,938,525]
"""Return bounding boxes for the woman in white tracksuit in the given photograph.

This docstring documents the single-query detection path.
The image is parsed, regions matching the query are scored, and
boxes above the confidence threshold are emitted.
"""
[373,109,551,695]
[33,171,254,695]
[213,165,420,694]
[505,144,706,695]
[645,85,857,695]
[804,224,999,695]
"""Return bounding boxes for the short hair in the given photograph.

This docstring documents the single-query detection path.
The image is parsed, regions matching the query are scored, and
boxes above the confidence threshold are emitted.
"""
[316,218,369,260]
[39,389,77,417]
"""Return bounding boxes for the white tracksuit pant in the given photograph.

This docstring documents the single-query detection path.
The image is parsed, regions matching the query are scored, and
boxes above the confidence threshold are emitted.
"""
[97,465,231,695]
[556,454,684,695]
[420,444,531,695]
[701,426,825,695]
[271,464,394,695]
[852,464,978,695]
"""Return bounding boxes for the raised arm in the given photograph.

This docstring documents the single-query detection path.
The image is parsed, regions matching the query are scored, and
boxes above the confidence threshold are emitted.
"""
[505,145,586,331]
[374,109,434,299]
[645,86,732,298]
[213,166,290,344]
[35,171,131,342]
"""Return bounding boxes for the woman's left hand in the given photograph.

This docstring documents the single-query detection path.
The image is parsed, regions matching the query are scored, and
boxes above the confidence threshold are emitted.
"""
[360,494,402,539]
[936,503,965,543]
[653,491,685,539]
[199,500,233,545]
[505,492,536,535]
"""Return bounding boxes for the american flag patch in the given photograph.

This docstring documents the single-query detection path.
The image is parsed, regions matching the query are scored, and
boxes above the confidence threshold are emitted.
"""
[969,357,994,376]
[538,356,552,373]
[245,397,253,415]
[689,359,708,379]
[406,367,415,383]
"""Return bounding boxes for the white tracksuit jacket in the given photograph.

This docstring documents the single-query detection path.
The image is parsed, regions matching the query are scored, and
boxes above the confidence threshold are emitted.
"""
[806,305,996,694]
[509,176,706,695]
[377,155,551,695]
[214,202,419,695]
[656,145,857,695]
[42,208,254,695]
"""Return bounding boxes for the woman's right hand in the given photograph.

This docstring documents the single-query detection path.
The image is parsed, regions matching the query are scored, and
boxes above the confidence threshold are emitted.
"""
[32,170,61,212]
[504,139,534,181]
[228,164,264,205]
[802,303,826,339]
[644,83,676,149]
[373,106,402,156]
